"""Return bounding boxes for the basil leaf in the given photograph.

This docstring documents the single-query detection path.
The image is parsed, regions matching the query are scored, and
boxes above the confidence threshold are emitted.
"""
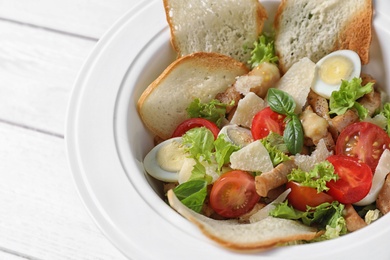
[267,88,296,116]
[283,115,303,154]
[173,179,208,213]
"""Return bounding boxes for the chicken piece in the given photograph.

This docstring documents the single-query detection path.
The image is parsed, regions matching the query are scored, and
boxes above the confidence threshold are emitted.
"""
[234,62,280,98]
[330,109,359,134]
[377,174,390,215]
[266,185,287,201]
[359,90,381,117]
[344,204,367,232]
[255,160,297,197]
[361,73,377,86]
[215,86,242,114]
[163,182,178,194]
[307,90,331,120]
[226,106,237,122]
[357,73,379,117]
[306,90,339,142]
[300,106,330,144]
[300,106,335,151]
[320,132,335,152]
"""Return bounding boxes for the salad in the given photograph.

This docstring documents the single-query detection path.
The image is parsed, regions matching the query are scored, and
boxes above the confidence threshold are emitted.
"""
[141,33,390,248]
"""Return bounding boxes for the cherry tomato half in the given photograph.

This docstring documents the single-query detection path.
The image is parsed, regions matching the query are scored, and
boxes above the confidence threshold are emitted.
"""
[210,170,260,218]
[171,118,220,139]
[251,107,286,140]
[326,155,373,204]
[286,181,334,212]
[335,122,390,173]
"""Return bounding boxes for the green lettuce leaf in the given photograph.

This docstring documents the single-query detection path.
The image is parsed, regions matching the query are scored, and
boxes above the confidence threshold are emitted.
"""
[186,98,228,127]
[214,134,240,171]
[329,77,374,120]
[248,34,278,69]
[270,201,347,239]
[262,132,289,153]
[313,202,347,241]
[287,161,338,192]
[380,102,390,135]
[182,127,215,162]
[188,160,213,183]
[260,133,290,166]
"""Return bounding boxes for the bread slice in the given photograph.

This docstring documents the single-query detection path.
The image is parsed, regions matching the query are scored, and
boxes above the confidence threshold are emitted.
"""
[274,0,373,73]
[137,52,249,140]
[167,189,322,251]
[163,0,268,63]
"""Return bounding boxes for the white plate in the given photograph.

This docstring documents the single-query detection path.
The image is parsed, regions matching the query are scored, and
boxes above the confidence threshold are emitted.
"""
[66,0,390,259]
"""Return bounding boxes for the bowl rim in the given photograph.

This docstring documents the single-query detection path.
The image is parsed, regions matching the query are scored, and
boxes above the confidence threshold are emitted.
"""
[66,0,390,259]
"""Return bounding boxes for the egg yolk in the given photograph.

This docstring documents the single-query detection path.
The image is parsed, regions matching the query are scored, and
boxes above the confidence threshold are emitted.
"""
[157,140,186,172]
[318,55,354,85]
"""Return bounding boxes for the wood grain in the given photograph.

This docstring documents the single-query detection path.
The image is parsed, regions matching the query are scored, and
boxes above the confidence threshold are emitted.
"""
[0,0,135,39]
[0,20,95,136]
[0,122,127,259]
[0,0,137,259]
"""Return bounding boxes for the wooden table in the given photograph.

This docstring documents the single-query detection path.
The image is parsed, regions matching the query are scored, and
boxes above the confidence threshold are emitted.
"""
[0,1,138,259]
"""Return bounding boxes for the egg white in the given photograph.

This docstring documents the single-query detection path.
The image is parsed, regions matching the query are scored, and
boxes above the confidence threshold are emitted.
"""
[311,50,362,99]
[143,137,183,182]
[218,124,253,147]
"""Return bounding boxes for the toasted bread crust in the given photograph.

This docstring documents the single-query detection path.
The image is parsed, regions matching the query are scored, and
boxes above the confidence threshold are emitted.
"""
[163,0,267,63]
[162,0,179,56]
[167,189,322,252]
[137,52,249,139]
[336,1,372,65]
[255,2,269,36]
[274,0,373,73]
[273,0,287,29]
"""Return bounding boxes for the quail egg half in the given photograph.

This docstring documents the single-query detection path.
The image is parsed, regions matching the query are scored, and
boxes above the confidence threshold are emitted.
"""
[311,50,362,99]
[143,137,187,182]
[218,124,253,147]
[143,125,253,182]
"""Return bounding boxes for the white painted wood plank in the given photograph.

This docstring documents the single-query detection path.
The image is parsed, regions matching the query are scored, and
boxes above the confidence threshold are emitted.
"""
[0,20,95,136]
[0,0,137,39]
[0,251,24,260]
[0,122,127,260]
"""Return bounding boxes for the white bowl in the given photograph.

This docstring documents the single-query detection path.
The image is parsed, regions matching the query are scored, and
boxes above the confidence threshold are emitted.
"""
[66,0,390,259]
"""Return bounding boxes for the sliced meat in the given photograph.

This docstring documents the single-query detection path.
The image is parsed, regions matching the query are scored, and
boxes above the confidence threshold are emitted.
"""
[255,160,297,197]
[215,86,242,114]
[330,109,359,134]
[377,174,390,215]
[359,90,381,117]
[307,90,331,120]
[344,204,367,232]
